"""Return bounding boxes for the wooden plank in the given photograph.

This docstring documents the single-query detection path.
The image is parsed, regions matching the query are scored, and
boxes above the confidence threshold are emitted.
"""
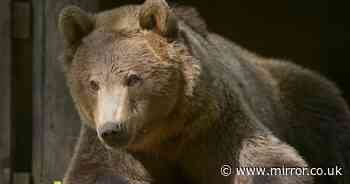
[2,168,10,184]
[33,0,99,184]
[0,0,11,183]
[12,2,31,39]
[32,0,45,183]
[11,0,33,173]
[13,172,31,184]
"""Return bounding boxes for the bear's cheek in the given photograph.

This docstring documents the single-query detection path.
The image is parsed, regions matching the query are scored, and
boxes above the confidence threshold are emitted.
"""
[132,97,170,129]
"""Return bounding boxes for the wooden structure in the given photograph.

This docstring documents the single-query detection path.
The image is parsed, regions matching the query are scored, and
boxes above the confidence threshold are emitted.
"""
[32,1,99,184]
[0,0,12,183]
[0,1,99,184]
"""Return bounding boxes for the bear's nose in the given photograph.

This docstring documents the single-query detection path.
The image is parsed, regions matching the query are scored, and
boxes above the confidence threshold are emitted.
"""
[98,122,129,147]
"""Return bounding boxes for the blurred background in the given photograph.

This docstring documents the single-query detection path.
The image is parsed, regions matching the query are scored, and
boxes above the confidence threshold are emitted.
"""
[0,0,348,183]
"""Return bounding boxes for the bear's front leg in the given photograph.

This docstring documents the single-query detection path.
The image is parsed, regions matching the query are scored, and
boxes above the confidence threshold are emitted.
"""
[63,125,151,184]
[63,125,107,184]
[235,135,313,184]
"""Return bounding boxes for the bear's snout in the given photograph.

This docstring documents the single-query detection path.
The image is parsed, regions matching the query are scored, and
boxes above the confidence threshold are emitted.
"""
[97,122,129,148]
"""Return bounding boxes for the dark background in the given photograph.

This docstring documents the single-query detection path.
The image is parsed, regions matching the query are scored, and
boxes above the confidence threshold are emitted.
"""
[3,0,350,183]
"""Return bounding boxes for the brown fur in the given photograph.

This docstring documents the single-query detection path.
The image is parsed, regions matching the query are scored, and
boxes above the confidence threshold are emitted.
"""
[58,0,350,184]
[62,125,152,184]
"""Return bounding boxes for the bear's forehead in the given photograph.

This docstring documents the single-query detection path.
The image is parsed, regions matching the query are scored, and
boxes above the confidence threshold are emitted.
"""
[72,30,172,76]
[82,29,137,50]
[78,30,150,61]
[77,28,171,64]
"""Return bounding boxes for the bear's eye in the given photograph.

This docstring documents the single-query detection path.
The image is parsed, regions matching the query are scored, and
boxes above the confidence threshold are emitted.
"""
[89,80,100,92]
[125,73,142,87]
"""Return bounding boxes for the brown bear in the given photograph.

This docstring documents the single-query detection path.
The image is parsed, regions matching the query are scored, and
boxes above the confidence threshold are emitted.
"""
[58,0,350,184]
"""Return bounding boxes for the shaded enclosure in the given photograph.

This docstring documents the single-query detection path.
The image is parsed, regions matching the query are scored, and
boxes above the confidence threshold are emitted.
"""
[0,0,349,184]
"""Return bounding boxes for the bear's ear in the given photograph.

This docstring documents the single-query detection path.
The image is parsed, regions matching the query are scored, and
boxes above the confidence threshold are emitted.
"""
[139,0,178,38]
[58,6,94,46]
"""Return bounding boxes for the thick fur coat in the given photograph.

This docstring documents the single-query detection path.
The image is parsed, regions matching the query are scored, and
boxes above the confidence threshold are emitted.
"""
[58,0,350,184]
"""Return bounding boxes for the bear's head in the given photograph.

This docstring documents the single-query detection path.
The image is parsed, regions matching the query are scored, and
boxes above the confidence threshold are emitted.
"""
[59,0,198,150]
